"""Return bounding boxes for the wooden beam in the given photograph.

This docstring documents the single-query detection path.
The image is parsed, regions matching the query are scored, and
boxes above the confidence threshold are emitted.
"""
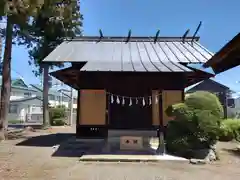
[204,33,240,68]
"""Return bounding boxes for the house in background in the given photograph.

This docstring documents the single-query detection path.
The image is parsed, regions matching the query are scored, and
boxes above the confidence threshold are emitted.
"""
[57,88,78,111]
[185,79,234,118]
[30,84,78,110]
[0,77,42,122]
[8,96,43,123]
[0,76,78,123]
[0,77,38,100]
[227,96,240,118]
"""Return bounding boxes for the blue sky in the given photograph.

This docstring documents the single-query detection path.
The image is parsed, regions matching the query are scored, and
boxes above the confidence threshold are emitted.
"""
[9,0,240,91]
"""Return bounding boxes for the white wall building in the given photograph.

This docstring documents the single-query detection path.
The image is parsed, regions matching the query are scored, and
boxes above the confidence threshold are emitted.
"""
[0,76,77,123]
[30,84,78,109]
[227,96,240,118]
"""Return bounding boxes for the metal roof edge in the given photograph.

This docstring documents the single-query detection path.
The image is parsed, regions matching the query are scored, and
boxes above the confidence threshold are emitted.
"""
[68,36,200,42]
[10,96,43,103]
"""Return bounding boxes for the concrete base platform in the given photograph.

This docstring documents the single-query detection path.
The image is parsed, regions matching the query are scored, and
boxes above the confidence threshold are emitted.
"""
[57,135,187,162]
[79,154,188,162]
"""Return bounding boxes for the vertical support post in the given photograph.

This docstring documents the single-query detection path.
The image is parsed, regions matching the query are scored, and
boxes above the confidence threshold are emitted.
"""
[182,89,185,101]
[60,91,63,106]
[223,91,228,118]
[157,90,165,154]
[76,90,81,137]
[69,88,73,125]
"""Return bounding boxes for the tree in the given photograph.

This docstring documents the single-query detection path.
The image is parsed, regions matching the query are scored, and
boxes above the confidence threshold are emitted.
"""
[27,0,83,127]
[0,0,43,140]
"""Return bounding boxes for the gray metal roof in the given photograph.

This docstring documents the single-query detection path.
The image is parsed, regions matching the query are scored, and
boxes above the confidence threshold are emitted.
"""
[43,36,214,72]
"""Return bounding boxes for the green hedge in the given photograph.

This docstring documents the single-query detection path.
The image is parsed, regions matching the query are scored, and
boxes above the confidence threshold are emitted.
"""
[51,118,65,126]
[49,107,66,126]
[8,120,23,124]
[219,119,240,141]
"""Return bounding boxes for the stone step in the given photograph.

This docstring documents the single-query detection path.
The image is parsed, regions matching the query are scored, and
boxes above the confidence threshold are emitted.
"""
[108,130,157,138]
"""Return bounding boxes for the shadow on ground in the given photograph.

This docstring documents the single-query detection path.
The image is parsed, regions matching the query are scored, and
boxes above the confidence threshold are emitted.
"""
[16,133,74,147]
[15,133,161,158]
[222,148,240,157]
[52,138,161,158]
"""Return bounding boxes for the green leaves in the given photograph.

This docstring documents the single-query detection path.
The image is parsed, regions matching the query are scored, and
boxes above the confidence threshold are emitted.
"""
[219,119,240,141]
[185,91,224,118]
[0,0,83,76]
[27,0,83,75]
[166,91,224,156]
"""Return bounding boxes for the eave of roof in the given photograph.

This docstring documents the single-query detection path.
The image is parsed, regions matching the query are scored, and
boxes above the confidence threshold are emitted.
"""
[30,84,64,96]
[203,33,240,73]
[10,96,43,103]
[0,76,38,92]
[185,78,231,92]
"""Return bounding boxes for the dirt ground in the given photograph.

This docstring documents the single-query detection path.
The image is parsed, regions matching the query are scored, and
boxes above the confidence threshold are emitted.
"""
[0,127,240,180]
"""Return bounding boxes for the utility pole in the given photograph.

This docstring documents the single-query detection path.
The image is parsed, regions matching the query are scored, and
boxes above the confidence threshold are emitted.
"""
[0,36,2,61]
[69,88,74,125]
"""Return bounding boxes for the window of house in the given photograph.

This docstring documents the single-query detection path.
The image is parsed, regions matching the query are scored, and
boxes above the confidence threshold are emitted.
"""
[73,108,77,113]
[62,96,68,102]
[49,95,55,100]
[73,98,77,104]
[9,104,18,114]
[24,92,31,96]
[11,91,20,96]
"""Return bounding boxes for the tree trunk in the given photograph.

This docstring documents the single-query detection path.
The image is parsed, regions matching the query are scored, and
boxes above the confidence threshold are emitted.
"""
[42,64,50,128]
[0,17,13,141]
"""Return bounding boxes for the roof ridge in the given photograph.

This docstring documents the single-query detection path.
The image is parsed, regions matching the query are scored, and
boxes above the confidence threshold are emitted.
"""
[68,36,200,42]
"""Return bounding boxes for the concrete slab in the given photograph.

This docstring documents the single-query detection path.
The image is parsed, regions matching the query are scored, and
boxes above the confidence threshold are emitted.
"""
[79,154,188,162]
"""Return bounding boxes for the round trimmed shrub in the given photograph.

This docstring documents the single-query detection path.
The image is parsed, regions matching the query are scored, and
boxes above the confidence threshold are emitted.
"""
[185,91,223,119]
[165,91,223,157]
[49,107,66,126]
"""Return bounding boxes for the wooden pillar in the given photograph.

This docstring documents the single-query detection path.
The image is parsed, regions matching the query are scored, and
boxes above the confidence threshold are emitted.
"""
[76,90,81,137]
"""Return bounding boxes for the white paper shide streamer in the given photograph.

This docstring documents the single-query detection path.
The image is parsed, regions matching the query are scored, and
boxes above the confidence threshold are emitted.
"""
[111,95,114,104]
[142,97,145,106]
[155,95,158,104]
[122,97,125,105]
[117,96,120,104]
[107,92,163,106]
[129,98,132,106]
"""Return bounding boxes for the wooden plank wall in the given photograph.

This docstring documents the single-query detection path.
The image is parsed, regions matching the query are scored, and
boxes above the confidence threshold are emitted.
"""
[162,90,183,126]
[79,90,106,125]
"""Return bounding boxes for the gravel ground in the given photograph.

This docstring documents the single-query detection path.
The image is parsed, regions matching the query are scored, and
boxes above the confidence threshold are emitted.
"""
[0,127,240,180]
